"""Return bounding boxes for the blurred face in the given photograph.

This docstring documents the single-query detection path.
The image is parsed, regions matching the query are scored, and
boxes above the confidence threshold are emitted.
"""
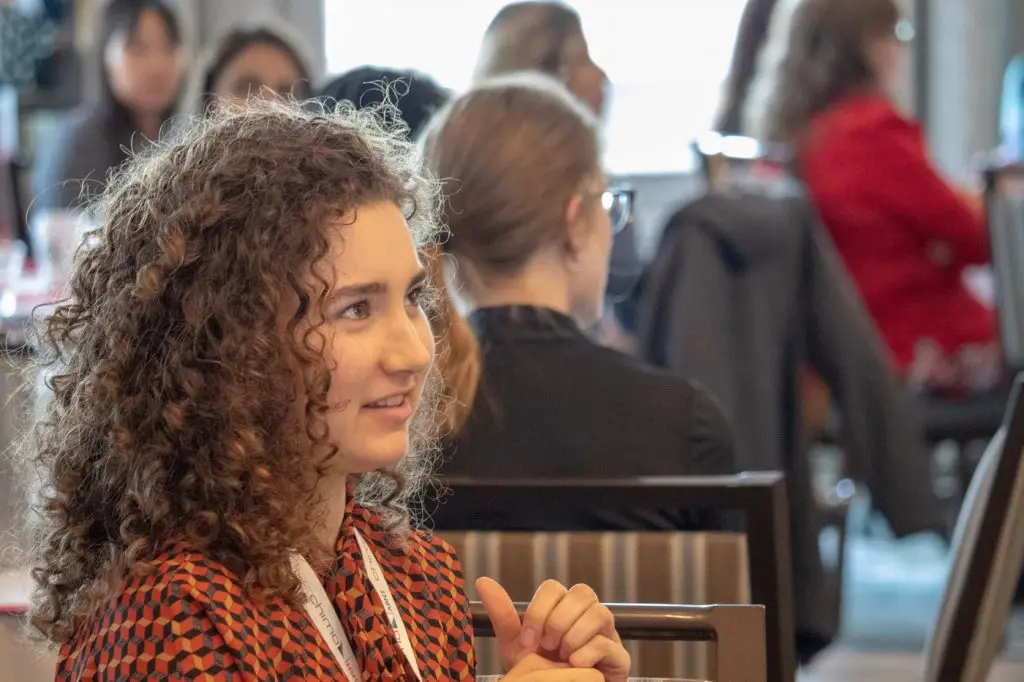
[867,28,909,101]
[566,172,614,327]
[104,10,184,115]
[560,32,607,118]
[308,202,434,472]
[212,43,307,104]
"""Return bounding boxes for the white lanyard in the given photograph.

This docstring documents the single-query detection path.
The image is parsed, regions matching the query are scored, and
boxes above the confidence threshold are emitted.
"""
[292,528,423,682]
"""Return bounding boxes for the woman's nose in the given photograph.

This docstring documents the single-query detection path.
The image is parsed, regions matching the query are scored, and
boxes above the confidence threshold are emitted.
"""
[381,315,432,376]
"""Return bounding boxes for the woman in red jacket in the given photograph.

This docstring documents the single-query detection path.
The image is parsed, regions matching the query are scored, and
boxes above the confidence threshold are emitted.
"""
[765,0,999,395]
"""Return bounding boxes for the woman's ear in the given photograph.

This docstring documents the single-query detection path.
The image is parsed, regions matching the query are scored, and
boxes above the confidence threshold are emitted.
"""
[562,193,587,261]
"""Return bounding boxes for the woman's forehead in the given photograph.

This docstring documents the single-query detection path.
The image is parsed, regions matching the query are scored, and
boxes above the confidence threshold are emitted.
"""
[324,202,421,283]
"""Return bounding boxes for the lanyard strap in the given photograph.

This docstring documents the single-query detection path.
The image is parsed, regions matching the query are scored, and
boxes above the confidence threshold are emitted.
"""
[353,530,423,681]
[291,552,362,681]
[292,528,423,682]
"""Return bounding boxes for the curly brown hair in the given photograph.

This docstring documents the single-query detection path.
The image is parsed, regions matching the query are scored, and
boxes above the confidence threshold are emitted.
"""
[20,97,442,644]
[764,0,899,146]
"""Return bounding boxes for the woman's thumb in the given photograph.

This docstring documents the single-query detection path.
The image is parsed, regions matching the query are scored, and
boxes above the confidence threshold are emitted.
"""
[477,577,522,647]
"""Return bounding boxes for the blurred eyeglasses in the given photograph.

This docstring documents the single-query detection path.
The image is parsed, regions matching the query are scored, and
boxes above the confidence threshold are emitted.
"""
[602,187,634,234]
[895,19,915,43]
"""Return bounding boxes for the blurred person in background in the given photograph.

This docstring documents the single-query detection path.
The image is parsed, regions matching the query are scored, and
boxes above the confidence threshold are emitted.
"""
[765,0,999,397]
[318,66,450,141]
[475,1,643,354]
[188,25,312,116]
[33,0,185,211]
[421,74,734,502]
[475,1,607,117]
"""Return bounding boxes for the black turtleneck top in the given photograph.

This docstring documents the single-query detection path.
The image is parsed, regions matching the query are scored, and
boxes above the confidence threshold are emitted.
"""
[443,305,736,487]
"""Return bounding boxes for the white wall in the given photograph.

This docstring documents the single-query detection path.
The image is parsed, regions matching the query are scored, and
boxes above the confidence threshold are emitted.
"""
[926,0,1019,178]
[1013,2,1024,55]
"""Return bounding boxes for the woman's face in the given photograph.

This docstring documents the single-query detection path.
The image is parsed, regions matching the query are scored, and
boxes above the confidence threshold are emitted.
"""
[104,9,184,116]
[568,173,614,327]
[560,32,607,118]
[212,43,307,104]
[307,201,434,472]
[868,31,908,101]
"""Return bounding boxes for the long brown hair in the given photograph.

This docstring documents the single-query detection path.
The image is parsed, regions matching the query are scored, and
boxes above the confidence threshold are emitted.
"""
[765,0,899,145]
[21,98,441,644]
[420,73,601,432]
[715,0,781,134]
[424,244,480,437]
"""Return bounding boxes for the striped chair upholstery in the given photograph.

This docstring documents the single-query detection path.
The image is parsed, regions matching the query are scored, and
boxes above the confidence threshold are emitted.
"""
[446,531,749,680]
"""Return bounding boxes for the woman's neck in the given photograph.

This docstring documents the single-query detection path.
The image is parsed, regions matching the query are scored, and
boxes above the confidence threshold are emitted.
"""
[314,473,348,550]
[134,111,164,141]
[465,257,574,317]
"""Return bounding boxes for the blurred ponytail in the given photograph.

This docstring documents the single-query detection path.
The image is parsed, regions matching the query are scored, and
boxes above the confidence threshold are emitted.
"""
[425,245,480,438]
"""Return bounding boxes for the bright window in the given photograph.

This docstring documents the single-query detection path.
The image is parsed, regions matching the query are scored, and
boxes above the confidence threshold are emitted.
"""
[324,1,748,175]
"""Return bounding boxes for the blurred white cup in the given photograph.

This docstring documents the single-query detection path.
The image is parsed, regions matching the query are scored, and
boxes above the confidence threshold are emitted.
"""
[0,239,27,286]
[29,209,90,291]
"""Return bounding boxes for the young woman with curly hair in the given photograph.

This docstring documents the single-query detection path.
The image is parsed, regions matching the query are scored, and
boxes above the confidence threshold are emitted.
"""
[23,98,628,682]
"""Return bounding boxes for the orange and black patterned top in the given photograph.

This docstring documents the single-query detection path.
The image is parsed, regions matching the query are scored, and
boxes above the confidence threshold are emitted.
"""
[56,491,476,681]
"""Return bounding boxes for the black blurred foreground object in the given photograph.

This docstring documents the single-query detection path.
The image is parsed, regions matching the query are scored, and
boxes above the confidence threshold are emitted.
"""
[922,374,1024,682]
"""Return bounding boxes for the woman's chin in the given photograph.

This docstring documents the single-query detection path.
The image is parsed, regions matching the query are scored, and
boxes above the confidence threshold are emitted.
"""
[345,440,411,474]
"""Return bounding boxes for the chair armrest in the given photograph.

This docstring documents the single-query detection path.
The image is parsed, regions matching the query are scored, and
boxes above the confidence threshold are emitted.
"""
[471,601,767,682]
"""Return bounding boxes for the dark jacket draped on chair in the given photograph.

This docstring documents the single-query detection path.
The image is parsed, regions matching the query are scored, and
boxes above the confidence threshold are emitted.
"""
[637,192,944,645]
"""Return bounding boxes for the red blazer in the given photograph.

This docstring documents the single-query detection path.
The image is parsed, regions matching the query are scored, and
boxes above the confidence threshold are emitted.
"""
[802,93,996,371]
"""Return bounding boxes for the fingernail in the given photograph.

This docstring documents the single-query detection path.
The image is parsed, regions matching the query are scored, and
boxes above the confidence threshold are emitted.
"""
[541,633,558,650]
[520,627,538,649]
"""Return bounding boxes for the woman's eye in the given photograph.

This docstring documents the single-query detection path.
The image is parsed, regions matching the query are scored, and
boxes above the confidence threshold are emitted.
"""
[339,301,370,320]
[405,285,426,308]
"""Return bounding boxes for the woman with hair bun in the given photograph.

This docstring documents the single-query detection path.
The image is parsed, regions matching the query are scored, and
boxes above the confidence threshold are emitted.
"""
[422,74,734,495]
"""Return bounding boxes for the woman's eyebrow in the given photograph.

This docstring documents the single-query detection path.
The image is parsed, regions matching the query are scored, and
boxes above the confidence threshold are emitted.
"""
[331,281,385,298]
[407,269,428,289]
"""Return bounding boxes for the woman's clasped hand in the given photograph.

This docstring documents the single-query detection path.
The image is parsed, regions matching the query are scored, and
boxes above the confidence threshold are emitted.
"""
[479,578,630,682]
